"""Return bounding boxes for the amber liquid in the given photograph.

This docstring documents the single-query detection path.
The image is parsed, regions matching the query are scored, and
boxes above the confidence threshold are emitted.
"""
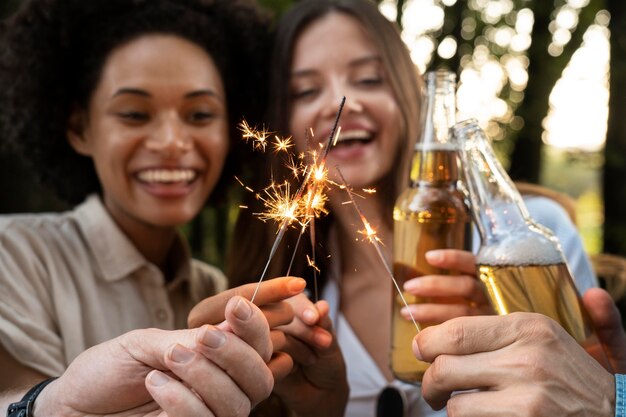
[478,263,592,343]
[391,149,470,383]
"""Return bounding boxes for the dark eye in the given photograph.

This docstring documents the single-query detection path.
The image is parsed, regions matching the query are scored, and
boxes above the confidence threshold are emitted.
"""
[291,88,318,100]
[188,111,215,124]
[358,77,383,86]
[117,111,149,122]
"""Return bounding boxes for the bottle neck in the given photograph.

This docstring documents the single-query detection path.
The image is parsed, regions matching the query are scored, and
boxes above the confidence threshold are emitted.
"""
[461,128,531,242]
[411,70,457,185]
[410,147,460,185]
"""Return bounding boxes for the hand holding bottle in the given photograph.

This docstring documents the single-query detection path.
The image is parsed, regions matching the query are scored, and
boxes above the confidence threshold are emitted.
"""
[401,249,493,324]
[413,311,616,417]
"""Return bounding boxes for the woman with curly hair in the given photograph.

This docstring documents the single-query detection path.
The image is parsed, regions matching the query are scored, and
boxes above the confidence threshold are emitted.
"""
[0,0,329,415]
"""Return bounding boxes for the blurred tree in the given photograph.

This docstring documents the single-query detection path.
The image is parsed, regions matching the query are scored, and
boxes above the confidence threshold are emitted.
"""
[604,0,626,257]
[509,0,604,183]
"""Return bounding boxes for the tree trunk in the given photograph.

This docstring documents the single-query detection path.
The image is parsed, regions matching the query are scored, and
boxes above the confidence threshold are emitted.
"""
[603,0,626,256]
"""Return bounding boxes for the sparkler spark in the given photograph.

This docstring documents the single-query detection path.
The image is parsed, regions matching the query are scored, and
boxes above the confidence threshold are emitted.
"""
[272,135,294,153]
[239,120,270,152]
[335,166,420,333]
[245,97,347,303]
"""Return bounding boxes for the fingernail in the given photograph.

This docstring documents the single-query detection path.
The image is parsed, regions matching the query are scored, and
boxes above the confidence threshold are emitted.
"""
[403,279,421,292]
[412,338,423,360]
[303,308,318,323]
[148,370,170,387]
[426,250,443,263]
[170,344,194,363]
[314,330,332,348]
[401,306,418,320]
[287,277,307,293]
[202,327,226,348]
[233,298,252,321]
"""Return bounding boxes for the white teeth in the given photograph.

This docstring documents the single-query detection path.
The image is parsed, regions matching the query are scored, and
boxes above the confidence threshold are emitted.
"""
[137,169,196,184]
[336,129,372,143]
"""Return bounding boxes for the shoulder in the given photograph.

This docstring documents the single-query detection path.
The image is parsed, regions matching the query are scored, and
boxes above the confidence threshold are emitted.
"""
[523,195,575,232]
[0,210,81,250]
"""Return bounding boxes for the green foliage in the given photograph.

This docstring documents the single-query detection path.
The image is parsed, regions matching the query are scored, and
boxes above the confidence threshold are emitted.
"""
[257,0,295,17]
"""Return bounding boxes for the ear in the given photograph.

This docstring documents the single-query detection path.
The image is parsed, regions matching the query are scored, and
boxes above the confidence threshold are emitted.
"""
[67,108,92,156]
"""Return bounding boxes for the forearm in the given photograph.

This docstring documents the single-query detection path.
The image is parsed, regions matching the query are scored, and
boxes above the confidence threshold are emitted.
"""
[1,389,27,416]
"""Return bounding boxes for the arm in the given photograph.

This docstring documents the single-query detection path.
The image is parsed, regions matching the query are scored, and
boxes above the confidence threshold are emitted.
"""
[413,312,615,417]
[0,344,49,413]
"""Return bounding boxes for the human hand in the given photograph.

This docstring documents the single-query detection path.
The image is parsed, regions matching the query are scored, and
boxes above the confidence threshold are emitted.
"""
[413,312,615,417]
[36,296,276,417]
[188,276,308,380]
[188,276,306,328]
[402,250,493,324]
[273,294,348,417]
[583,288,626,373]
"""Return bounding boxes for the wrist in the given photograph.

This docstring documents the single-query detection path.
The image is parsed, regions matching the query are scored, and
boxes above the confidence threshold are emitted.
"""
[7,378,58,417]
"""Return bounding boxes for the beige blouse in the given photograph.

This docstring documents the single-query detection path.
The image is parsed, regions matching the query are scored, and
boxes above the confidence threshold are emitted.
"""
[0,195,226,377]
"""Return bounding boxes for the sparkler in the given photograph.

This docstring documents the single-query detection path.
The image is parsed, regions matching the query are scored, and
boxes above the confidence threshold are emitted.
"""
[247,97,346,303]
[335,167,421,333]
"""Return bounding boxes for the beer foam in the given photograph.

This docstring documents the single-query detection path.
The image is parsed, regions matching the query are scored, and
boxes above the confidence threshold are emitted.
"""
[477,231,564,266]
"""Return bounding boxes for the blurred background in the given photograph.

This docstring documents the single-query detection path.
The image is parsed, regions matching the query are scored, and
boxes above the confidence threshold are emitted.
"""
[1,0,625,287]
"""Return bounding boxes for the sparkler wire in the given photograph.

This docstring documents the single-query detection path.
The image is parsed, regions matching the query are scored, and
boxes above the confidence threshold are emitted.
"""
[335,167,421,333]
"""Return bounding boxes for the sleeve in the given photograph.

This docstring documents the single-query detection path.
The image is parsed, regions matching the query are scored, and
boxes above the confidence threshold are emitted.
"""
[0,225,66,377]
[524,196,598,293]
[615,374,625,417]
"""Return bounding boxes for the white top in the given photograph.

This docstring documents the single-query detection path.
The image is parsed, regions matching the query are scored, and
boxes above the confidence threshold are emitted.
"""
[324,195,596,417]
[0,195,227,377]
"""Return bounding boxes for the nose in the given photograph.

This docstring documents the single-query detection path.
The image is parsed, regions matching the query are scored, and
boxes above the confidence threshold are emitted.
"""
[320,82,363,119]
[145,115,192,156]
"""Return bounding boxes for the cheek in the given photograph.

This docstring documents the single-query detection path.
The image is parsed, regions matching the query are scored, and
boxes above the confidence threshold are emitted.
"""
[288,105,313,151]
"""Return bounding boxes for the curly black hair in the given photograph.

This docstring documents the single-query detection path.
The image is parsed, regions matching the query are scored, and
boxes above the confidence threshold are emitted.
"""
[0,0,271,205]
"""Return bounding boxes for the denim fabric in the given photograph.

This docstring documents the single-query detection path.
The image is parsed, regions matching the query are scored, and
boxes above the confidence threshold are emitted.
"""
[616,374,626,417]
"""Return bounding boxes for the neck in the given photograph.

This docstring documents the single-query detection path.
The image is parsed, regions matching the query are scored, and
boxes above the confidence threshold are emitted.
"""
[104,208,178,276]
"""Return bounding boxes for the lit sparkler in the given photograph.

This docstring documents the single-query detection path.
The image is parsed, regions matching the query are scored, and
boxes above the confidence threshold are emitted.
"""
[335,167,421,333]
[247,97,347,303]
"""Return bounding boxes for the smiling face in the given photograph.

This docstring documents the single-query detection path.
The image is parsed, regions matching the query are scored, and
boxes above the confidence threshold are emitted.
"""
[69,34,228,230]
[288,12,402,190]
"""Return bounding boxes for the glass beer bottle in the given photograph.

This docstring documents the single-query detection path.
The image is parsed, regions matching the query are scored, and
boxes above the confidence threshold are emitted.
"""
[391,70,471,383]
[454,119,594,345]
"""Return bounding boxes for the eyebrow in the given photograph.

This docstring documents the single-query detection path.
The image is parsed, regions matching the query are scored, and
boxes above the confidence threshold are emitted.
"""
[111,88,221,99]
[291,55,382,78]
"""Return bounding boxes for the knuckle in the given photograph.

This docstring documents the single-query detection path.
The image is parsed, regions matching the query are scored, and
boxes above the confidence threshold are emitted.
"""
[445,320,466,348]
[446,395,463,417]
[231,397,252,417]
[429,355,451,387]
